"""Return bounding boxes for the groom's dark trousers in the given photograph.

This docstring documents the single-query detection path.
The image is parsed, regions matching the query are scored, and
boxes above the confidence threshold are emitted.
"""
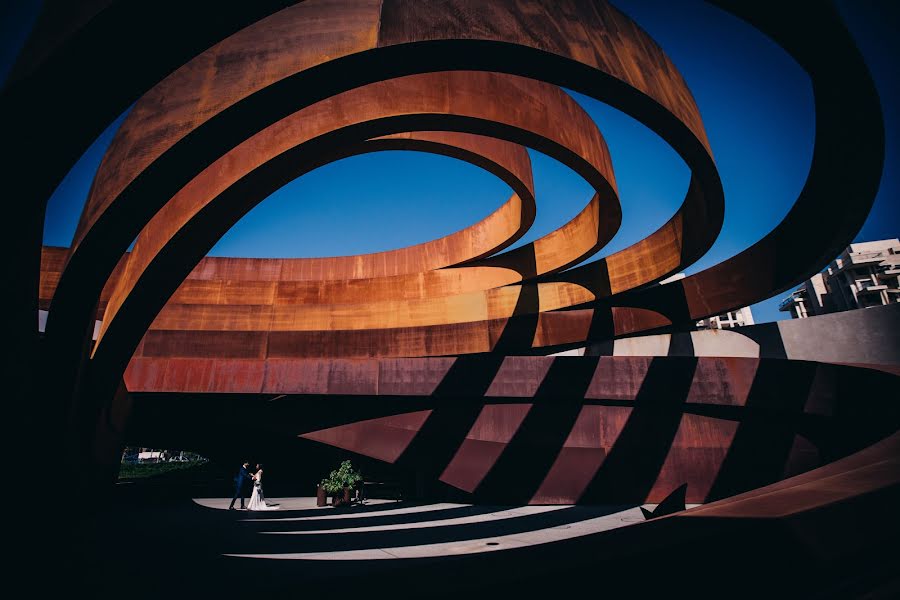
[229,466,252,509]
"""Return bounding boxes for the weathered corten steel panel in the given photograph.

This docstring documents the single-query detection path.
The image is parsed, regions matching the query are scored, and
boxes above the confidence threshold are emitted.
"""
[376,358,457,396]
[586,356,654,402]
[439,404,534,492]
[484,357,555,398]
[530,310,594,350]
[146,282,595,333]
[262,323,495,359]
[531,405,631,504]
[610,307,673,337]
[645,413,740,502]
[685,357,759,407]
[302,411,434,464]
[139,330,268,360]
[119,354,834,401]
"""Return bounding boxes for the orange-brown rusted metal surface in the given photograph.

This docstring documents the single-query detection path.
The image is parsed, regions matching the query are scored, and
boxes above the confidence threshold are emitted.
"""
[43,0,724,398]
[89,71,620,354]
[18,1,896,594]
[28,0,891,530]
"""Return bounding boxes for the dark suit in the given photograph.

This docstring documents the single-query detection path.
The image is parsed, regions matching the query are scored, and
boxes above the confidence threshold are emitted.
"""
[229,465,253,509]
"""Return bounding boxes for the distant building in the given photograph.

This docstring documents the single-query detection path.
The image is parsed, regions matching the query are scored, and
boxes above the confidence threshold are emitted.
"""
[137,451,165,463]
[780,238,900,318]
[659,272,755,330]
[779,272,829,318]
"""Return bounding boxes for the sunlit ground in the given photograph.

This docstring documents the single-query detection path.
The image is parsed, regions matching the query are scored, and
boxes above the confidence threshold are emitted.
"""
[191,497,697,561]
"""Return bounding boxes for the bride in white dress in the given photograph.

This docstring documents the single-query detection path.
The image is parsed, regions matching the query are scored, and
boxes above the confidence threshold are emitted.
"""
[247,464,279,511]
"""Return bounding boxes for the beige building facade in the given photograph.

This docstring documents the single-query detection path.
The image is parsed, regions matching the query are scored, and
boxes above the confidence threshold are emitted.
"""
[780,239,900,319]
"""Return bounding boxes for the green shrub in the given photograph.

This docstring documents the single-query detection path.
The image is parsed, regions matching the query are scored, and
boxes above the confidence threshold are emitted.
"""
[118,460,206,480]
[320,460,362,494]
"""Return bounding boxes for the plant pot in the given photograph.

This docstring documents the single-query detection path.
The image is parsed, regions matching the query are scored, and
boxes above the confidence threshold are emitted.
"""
[316,485,327,507]
[332,487,352,507]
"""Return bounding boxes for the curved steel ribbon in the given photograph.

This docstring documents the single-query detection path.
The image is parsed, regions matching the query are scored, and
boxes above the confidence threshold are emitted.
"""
[25,2,894,560]
[41,0,722,408]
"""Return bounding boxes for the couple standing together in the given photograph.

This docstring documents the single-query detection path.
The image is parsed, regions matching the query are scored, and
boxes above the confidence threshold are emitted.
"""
[229,461,279,511]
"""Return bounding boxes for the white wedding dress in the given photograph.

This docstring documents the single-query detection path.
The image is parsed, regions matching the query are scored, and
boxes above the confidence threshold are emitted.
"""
[247,470,279,511]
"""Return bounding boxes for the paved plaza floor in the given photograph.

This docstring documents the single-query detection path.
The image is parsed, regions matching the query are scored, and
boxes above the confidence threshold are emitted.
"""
[68,494,696,598]
[193,497,688,560]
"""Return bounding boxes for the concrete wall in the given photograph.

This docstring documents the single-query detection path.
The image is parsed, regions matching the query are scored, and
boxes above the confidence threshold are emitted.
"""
[588,303,900,367]
[776,303,900,365]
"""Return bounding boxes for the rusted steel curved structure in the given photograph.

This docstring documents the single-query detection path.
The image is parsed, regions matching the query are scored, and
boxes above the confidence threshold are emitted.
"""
[16,0,898,594]
[40,0,724,435]
[90,72,619,352]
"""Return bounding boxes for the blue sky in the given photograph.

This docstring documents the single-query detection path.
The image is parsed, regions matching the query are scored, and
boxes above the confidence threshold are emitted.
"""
[5,1,897,325]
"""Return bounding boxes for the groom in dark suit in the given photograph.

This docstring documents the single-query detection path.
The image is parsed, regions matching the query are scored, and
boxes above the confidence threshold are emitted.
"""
[229,461,254,510]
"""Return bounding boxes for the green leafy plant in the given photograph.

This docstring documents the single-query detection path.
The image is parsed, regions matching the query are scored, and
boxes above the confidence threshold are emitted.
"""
[336,460,363,489]
[320,460,362,494]
[320,476,343,495]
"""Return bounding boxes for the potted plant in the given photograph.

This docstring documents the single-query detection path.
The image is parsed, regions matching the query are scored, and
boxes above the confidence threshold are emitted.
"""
[320,460,363,507]
[320,475,345,506]
[336,460,363,504]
